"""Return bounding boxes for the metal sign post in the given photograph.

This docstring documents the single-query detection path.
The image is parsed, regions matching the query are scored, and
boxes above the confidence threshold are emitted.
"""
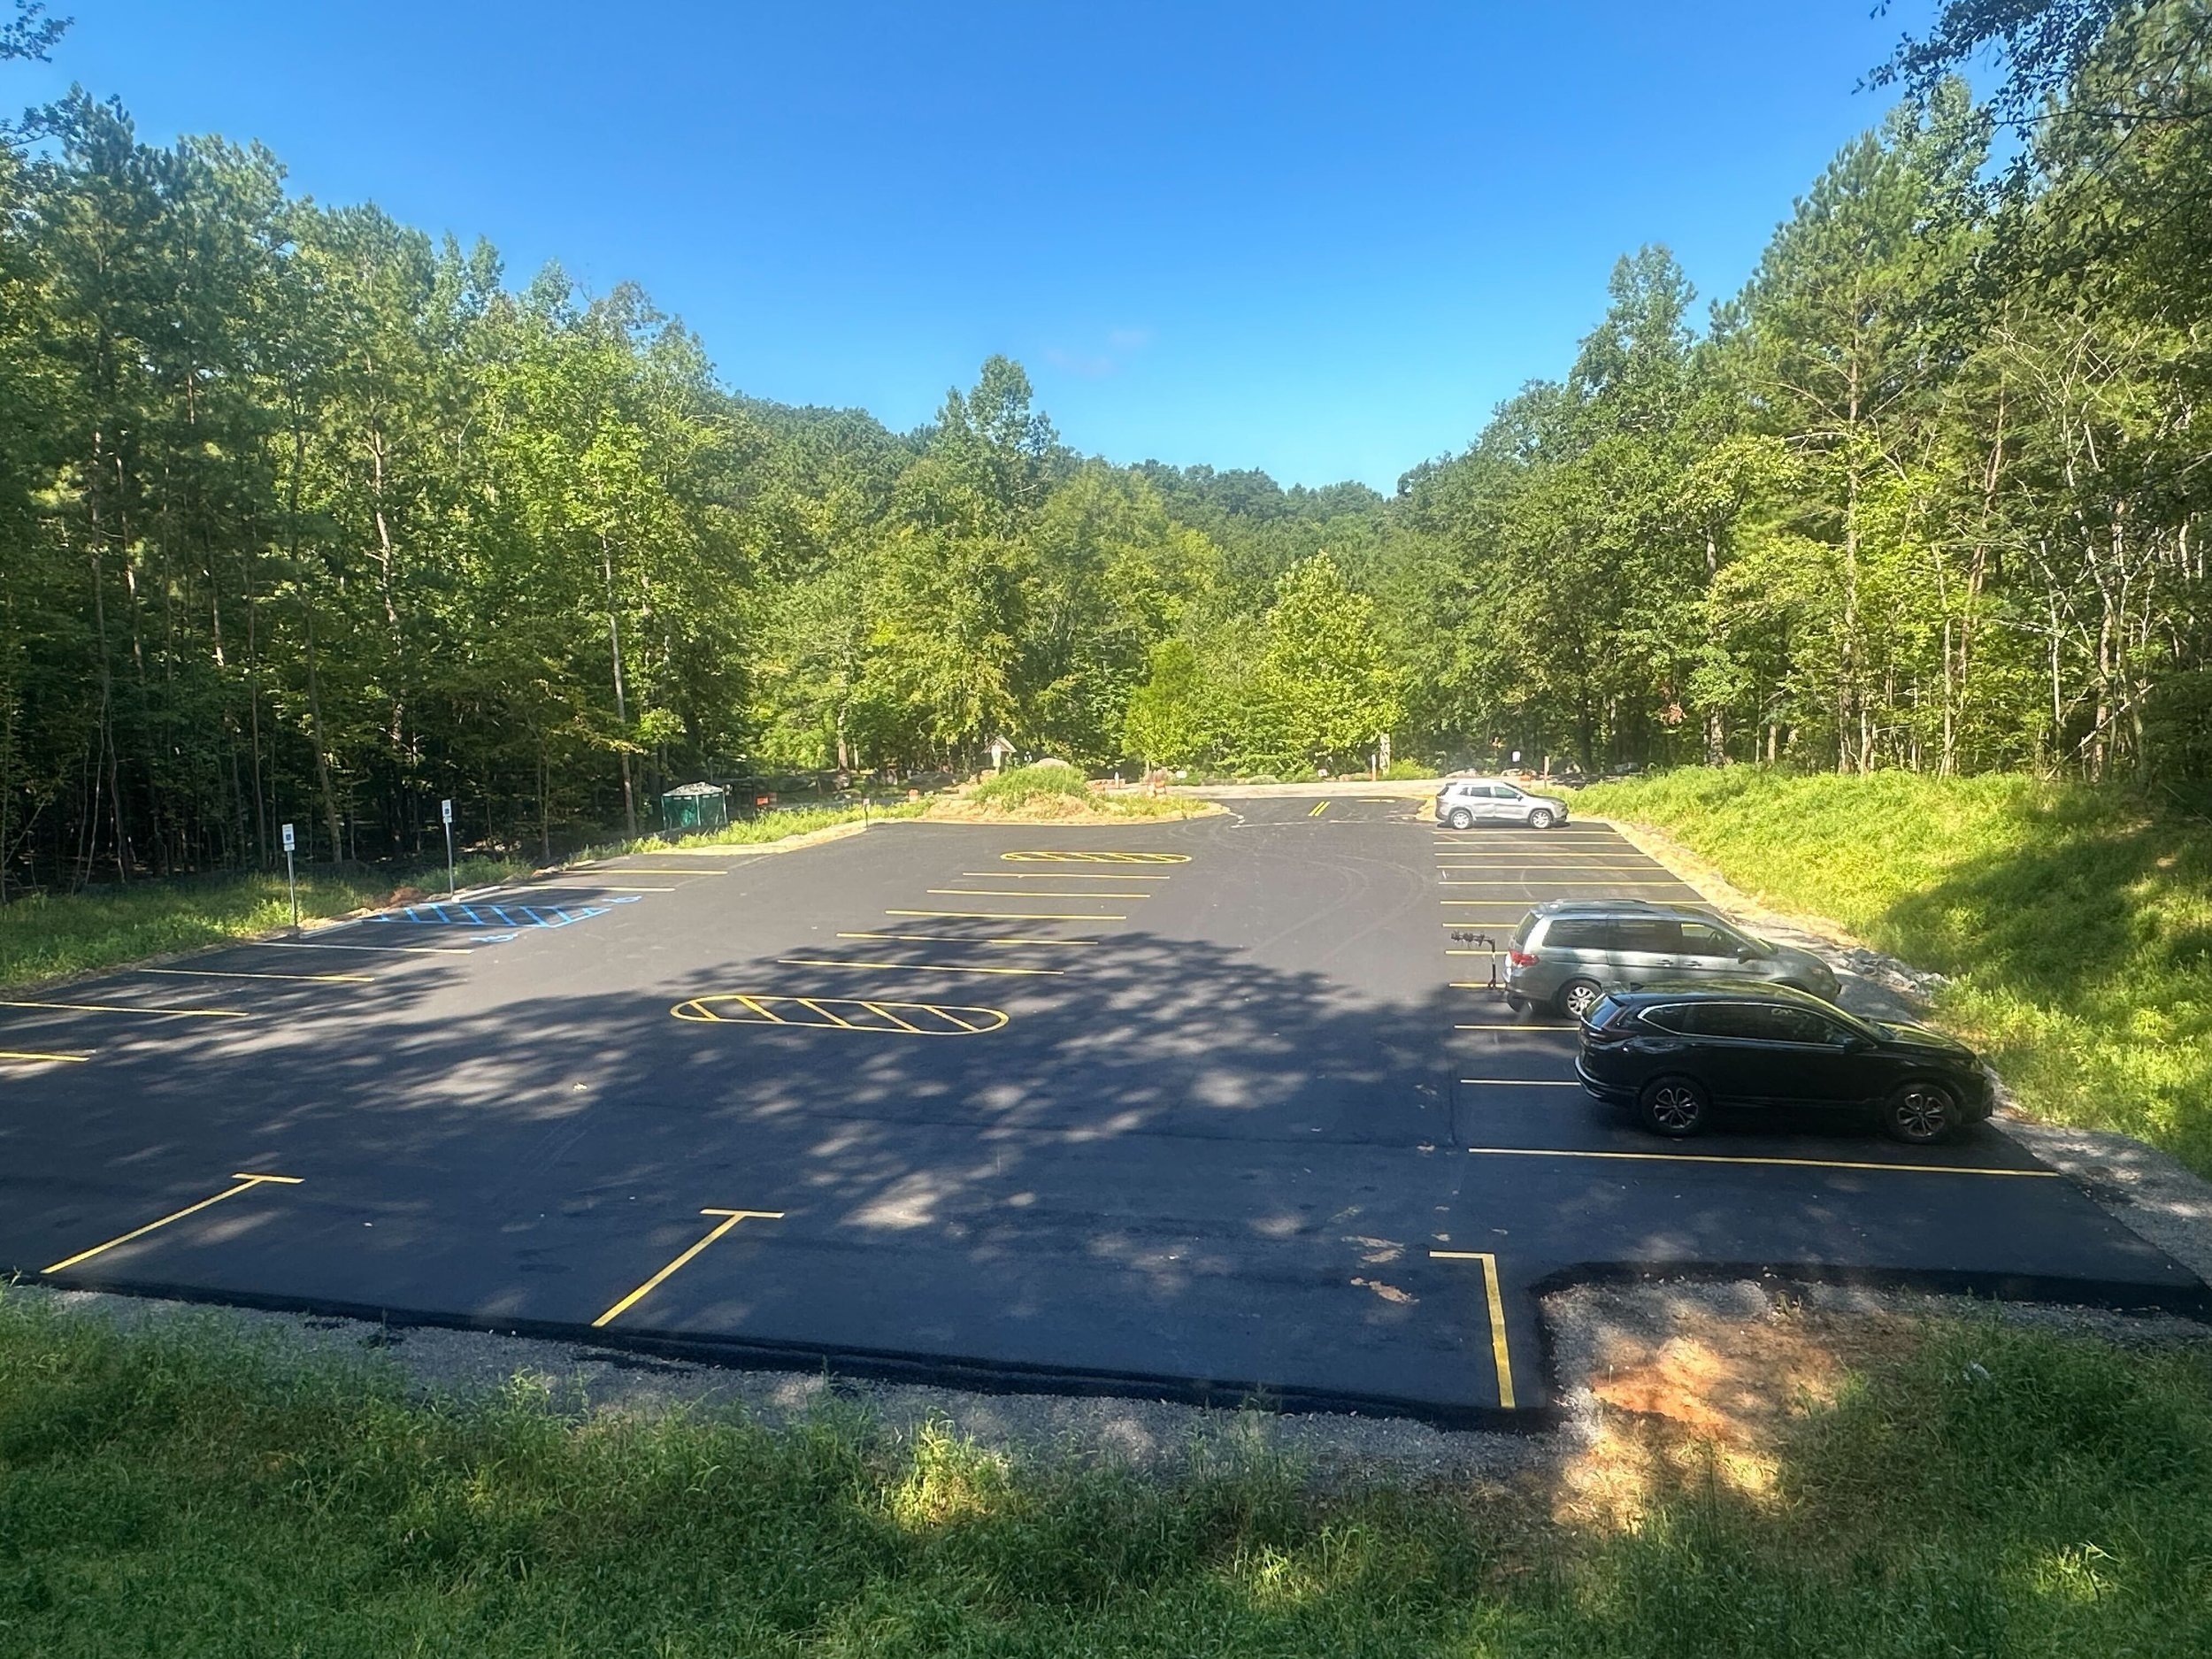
[281,823,298,930]
[441,798,456,896]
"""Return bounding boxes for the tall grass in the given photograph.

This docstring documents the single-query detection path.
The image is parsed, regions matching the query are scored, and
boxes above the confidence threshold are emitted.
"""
[3,1293,2208,1655]
[1576,769,2212,1173]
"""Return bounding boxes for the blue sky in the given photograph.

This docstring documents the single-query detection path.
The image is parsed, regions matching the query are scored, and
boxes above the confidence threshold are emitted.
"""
[9,2,1939,489]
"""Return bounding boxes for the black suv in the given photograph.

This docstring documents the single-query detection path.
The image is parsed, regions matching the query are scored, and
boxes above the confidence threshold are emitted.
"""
[1576,982,1993,1144]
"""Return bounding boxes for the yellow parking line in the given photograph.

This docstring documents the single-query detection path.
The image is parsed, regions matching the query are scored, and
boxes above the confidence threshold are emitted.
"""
[139,967,374,985]
[1429,1251,1516,1409]
[593,1208,783,1327]
[1458,1076,1582,1086]
[963,872,1170,880]
[44,1173,304,1273]
[778,957,1064,977]
[889,910,1125,922]
[930,888,1151,899]
[839,932,1097,948]
[0,1049,92,1064]
[1462,1146,2060,1179]
[259,941,479,956]
[1310,802,1329,818]
[0,999,249,1019]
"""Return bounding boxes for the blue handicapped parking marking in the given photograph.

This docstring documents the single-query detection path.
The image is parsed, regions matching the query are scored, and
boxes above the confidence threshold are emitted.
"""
[364,895,641,933]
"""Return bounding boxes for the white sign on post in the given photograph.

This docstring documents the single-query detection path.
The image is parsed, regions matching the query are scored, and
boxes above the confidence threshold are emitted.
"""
[280,823,299,929]
[441,798,457,896]
[441,798,453,826]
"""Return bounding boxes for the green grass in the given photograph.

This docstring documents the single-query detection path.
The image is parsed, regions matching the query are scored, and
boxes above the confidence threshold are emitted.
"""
[1573,768,2212,1174]
[3,1294,2208,1655]
[0,855,528,993]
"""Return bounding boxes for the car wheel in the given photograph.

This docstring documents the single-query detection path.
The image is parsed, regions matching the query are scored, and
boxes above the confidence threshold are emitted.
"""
[1448,808,1474,830]
[1527,808,1555,830]
[1555,978,1603,1021]
[1882,1079,1960,1144]
[1639,1075,1709,1138]
[1504,992,1525,1011]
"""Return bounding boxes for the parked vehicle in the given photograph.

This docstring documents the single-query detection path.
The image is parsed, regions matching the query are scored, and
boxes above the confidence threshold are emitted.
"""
[1574,981,1993,1143]
[1504,900,1840,1019]
[1434,778,1570,831]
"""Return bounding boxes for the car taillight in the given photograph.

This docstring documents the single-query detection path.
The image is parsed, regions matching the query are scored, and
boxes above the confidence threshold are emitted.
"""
[1508,949,1537,968]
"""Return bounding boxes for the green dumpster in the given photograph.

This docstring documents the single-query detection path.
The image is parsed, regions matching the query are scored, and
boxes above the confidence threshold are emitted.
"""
[659,781,729,833]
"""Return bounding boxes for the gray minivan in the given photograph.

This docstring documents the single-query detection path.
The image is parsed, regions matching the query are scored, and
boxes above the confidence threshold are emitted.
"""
[1504,900,1841,1019]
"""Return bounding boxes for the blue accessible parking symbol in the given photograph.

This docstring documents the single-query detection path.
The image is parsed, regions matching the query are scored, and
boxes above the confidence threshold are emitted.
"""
[364,895,641,933]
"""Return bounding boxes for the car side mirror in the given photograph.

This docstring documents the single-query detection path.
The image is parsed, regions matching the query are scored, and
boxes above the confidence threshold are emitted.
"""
[1737,947,1760,962]
[1842,1034,1873,1053]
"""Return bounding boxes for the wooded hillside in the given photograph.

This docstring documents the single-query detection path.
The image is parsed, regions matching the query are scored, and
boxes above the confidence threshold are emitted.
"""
[4,2,2208,890]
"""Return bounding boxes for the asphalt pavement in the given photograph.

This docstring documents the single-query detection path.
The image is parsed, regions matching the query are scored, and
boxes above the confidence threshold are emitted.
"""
[1,797,2200,1426]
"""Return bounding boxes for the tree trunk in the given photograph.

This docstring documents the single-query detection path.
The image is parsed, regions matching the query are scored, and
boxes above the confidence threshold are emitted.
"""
[602,531,637,839]
[300,598,346,856]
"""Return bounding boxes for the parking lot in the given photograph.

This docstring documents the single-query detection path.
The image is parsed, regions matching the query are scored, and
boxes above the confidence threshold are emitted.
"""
[2,796,2201,1425]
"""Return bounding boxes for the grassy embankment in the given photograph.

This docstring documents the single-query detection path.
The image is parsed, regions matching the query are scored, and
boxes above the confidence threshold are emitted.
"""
[930,762,1217,820]
[2,1293,2208,1656]
[0,803,928,993]
[1574,769,2212,1174]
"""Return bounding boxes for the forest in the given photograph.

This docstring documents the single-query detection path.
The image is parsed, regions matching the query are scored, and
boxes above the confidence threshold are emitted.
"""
[3,0,2209,891]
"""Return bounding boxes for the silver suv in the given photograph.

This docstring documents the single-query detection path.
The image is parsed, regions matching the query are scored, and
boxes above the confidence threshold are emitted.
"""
[1435,779,1569,830]
[1504,900,1841,1019]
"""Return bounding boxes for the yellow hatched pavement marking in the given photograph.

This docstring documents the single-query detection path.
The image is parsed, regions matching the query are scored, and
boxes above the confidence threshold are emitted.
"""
[594,1208,783,1328]
[0,1049,92,1064]
[1002,850,1190,864]
[1429,1250,1517,1409]
[44,1174,304,1273]
[1309,801,1329,817]
[672,993,1010,1034]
